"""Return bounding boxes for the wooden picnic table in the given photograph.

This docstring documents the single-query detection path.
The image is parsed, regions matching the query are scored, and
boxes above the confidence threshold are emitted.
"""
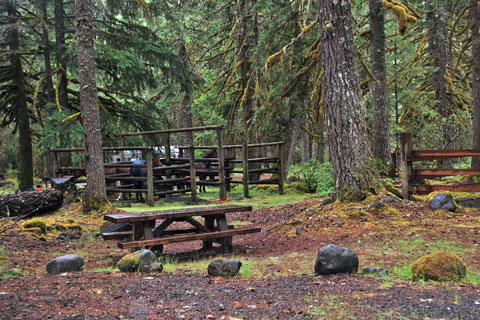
[102,205,261,253]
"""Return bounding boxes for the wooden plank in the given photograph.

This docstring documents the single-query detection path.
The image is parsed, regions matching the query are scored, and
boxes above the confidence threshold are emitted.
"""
[415,183,480,194]
[177,141,285,150]
[189,145,197,202]
[152,218,174,237]
[116,125,223,137]
[217,127,227,200]
[118,227,261,249]
[103,225,236,240]
[412,150,480,161]
[104,205,253,223]
[106,187,147,193]
[106,176,147,181]
[400,133,413,200]
[413,168,480,178]
[242,141,250,198]
[185,217,209,232]
[228,157,279,164]
[146,149,154,206]
[104,163,145,168]
[154,188,192,196]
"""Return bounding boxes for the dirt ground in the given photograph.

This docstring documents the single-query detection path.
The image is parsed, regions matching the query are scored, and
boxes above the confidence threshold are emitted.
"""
[1,193,480,319]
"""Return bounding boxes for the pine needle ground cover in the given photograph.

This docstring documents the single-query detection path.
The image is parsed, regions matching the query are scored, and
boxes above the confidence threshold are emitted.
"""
[0,192,479,319]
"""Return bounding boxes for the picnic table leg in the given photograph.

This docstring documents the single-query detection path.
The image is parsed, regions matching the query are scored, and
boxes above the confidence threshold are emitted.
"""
[216,214,232,253]
[202,216,214,250]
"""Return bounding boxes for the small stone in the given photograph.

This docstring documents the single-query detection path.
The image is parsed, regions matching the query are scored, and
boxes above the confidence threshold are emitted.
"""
[369,202,385,209]
[208,259,242,277]
[362,266,377,274]
[314,244,358,275]
[46,254,84,274]
[305,209,316,217]
[429,193,456,212]
[151,262,163,273]
[296,228,302,236]
[377,268,389,276]
[384,195,397,203]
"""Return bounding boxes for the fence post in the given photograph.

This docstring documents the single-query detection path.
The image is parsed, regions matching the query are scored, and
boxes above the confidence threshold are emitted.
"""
[189,145,198,202]
[146,148,154,207]
[216,127,227,200]
[278,143,285,195]
[52,151,59,177]
[118,136,124,162]
[400,133,413,200]
[165,134,171,165]
[242,141,250,198]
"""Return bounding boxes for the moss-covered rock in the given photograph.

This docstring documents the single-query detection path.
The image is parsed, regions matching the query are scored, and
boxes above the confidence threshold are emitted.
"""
[117,249,157,273]
[384,182,402,198]
[21,218,50,234]
[412,251,467,281]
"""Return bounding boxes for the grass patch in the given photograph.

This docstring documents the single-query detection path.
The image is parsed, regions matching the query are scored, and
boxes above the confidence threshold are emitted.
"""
[118,187,313,212]
[229,220,253,226]
[90,267,116,273]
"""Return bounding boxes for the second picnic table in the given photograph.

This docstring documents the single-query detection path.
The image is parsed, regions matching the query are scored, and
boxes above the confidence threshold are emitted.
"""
[102,205,261,253]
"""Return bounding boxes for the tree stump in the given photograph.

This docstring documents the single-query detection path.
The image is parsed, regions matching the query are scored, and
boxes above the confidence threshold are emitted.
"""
[0,189,63,217]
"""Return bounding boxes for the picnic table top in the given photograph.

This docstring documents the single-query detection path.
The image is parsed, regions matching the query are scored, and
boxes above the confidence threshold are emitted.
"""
[104,205,253,223]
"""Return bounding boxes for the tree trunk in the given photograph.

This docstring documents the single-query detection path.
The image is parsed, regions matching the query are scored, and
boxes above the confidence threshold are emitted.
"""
[8,0,33,191]
[236,0,253,135]
[0,189,63,218]
[426,0,451,160]
[319,0,380,201]
[74,0,107,211]
[178,43,194,150]
[472,0,480,167]
[369,0,391,166]
[55,0,68,109]
[41,0,55,103]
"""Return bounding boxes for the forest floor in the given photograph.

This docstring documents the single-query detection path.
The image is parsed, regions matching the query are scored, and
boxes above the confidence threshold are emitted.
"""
[1,191,480,319]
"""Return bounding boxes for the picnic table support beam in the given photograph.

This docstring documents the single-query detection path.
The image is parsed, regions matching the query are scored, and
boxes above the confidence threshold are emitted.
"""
[216,214,232,253]
[203,216,214,249]
[217,127,227,200]
[278,143,285,195]
[242,141,250,198]
[189,145,198,202]
[400,133,413,200]
[146,149,154,206]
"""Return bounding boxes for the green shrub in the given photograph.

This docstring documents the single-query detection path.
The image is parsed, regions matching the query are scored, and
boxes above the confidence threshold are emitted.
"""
[291,160,334,196]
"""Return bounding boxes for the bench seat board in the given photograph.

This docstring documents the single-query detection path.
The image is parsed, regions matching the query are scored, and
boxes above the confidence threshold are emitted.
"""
[117,226,261,249]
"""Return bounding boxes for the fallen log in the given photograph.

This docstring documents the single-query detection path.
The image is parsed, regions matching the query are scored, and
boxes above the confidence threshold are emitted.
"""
[0,189,63,217]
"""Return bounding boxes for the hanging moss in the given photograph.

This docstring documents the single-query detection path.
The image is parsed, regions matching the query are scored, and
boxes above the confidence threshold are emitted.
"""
[382,0,417,35]
[265,51,283,70]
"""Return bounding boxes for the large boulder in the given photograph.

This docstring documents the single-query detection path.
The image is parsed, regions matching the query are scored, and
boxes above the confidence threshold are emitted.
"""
[428,193,456,212]
[117,249,160,273]
[314,244,358,275]
[412,251,467,281]
[46,254,84,274]
[208,259,242,277]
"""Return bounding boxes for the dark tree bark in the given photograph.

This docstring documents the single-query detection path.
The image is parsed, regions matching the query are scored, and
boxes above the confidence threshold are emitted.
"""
[41,0,55,104]
[74,0,107,210]
[319,0,380,201]
[369,0,391,165]
[472,0,480,167]
[178,42,194,149]
[8,0,33,191]
[426,0,451,157]
[236,0,253,135]
[55,0,68,109]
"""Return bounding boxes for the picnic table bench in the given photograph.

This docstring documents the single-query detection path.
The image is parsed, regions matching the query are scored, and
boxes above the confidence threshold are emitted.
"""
[102,205,261,253]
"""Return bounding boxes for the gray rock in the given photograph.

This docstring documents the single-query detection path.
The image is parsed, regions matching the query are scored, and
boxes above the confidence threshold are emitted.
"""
[314,244,358,275]
[362,266,377,274]
[369,202,385,209]
[384,195,398,203]
[208,259,242,277]
[377,268,389,276]
[429,193,456,212]
[117,249,157,273]
[296,228,302,236]
[151,262,163,272]
[138,249,155,265]
[305,209,316,217]
[46,254,84,274]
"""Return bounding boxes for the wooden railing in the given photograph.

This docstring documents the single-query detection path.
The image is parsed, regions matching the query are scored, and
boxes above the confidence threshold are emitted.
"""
[400,133,480,199]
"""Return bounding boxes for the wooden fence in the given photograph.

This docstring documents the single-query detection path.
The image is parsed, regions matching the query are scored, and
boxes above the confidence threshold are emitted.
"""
[51,125,285,206]
[400,132,480,199]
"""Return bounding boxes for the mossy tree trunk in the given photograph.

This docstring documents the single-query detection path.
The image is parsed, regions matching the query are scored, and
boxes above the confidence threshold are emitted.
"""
[74,0,107,211]
[472,0,480,167]
[369,0,391,166]
[8,0,33,191]
[319,0,380,201]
